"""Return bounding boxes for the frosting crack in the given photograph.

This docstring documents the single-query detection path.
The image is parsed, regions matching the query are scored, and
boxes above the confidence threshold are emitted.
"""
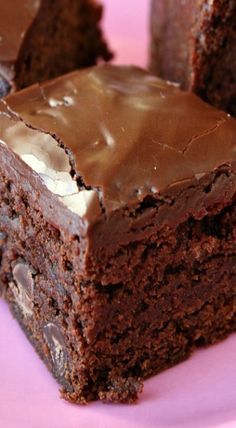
[182,116,228,156]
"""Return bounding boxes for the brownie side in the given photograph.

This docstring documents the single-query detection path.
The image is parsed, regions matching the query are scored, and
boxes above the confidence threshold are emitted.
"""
[0,148,94,401]
[150,0,195,89]
[85,165,236,285]
[192,1,236,115]
[150,0,236,115]
[0,143,235,403]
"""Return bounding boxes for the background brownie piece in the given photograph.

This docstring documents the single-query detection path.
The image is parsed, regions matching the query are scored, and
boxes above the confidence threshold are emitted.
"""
[150,0,236,115]
[0,65,235,403]
[0,0,112,96]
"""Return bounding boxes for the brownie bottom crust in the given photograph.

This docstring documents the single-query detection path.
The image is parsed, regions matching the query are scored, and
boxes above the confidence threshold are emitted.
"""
[0,168,235,403]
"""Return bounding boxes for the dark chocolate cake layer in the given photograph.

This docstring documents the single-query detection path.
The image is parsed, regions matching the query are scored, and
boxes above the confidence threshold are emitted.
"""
[0,65,235,403]
[150,0,236,115]
[0,0,111,96]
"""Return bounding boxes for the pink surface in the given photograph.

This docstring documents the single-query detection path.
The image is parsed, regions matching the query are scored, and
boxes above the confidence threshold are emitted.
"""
[0,1,236,427]
[102,0,149,67]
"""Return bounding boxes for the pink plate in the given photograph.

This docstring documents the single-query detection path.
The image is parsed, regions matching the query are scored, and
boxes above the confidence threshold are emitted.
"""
[0,1,235,427]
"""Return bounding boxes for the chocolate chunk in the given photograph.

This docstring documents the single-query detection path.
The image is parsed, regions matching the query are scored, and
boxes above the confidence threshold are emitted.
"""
[9,262,34,317]
[43,323,67,377]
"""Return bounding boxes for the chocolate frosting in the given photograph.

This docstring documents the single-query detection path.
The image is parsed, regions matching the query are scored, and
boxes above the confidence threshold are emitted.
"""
[0,65,235,222]
[0,1,40,63]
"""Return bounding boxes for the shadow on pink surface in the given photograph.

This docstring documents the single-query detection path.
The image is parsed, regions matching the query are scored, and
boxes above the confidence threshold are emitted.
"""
[0,300,235,428]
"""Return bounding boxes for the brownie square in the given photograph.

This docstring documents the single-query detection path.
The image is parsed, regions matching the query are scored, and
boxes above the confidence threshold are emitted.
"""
[0,0,111,97]
[0,65,235,403]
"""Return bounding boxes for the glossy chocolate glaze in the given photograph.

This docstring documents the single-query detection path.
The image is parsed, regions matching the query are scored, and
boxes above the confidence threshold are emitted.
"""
[0,1,40,63]
[0,65,236,224]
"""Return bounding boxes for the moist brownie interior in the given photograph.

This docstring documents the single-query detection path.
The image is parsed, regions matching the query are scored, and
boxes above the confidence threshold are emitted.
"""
[0,66,235,403]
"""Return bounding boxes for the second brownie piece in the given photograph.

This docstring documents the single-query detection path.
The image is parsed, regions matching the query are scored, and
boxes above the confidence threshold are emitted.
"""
[0,0,112,97]
[150,0,236,115]
[0,65,235,403]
